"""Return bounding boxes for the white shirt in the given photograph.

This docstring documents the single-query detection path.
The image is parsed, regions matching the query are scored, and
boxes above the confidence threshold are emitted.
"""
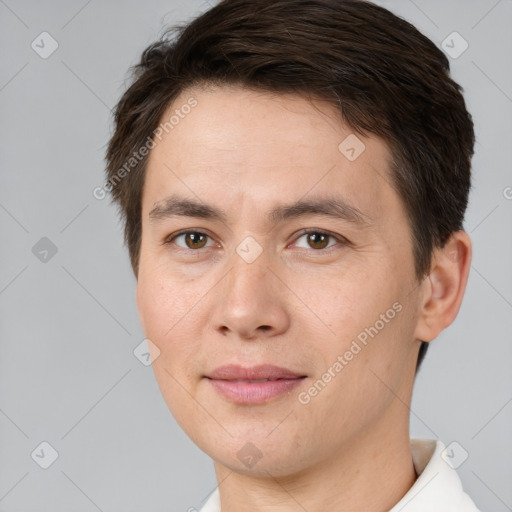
[198,438,481,512]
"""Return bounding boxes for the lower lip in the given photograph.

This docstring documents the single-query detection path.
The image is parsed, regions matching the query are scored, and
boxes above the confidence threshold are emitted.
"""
[207,378,305,404]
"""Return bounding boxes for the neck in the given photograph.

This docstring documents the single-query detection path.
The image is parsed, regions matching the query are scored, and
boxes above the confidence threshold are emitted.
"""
[213,407,417,512]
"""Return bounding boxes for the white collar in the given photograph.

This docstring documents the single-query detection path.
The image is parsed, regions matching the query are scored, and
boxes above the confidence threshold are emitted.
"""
[198,438,480,512]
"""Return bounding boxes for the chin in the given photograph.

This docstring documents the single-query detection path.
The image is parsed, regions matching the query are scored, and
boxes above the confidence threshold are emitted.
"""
[217,449,305,478]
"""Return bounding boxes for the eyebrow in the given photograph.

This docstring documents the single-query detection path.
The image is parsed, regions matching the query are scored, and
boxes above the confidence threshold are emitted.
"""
[148,194,373,227]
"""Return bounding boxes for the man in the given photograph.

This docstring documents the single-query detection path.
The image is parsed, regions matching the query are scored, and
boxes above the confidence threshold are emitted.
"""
[105,0,479,510]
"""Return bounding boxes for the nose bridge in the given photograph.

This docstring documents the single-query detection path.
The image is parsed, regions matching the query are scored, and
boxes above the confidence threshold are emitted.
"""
[211,238,289,338]
[227,238,273,305]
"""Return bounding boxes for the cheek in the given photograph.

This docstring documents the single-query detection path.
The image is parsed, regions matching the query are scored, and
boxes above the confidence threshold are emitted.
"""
[137,276,204,423]
[303,267,411,385]
[138,269,189,332]
[137,278,167,339]
[301,271,388,341]
[136,274,201,365]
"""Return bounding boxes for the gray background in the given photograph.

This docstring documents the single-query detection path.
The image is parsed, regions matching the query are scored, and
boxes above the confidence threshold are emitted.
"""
[1,0,511,510]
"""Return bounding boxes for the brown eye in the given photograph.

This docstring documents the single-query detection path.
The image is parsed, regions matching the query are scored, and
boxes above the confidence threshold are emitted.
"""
[294,230,342,251]
[165,230,214,250]
[183,232,208,249]
[306,232,330,250]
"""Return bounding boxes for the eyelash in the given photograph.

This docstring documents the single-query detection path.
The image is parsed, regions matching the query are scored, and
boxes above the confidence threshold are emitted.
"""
[162,229,349,255]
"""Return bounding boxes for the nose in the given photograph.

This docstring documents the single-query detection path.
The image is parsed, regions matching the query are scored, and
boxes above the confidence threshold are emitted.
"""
[210,246,290,341]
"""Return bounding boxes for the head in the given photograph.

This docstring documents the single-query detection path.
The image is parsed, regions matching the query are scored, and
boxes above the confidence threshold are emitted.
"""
[105,0,474,476]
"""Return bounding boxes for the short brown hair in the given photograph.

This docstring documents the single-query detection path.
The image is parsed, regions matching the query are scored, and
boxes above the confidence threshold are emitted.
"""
[105,0,475,372]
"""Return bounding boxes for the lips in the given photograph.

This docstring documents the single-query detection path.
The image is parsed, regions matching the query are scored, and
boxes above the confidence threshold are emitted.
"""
[205,364,307,404]
[206,364,306,381]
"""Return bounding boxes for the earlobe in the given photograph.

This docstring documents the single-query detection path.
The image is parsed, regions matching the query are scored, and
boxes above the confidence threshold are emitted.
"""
[413,230,472,343]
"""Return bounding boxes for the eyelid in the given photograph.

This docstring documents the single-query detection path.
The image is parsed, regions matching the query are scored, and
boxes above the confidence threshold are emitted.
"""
[290,228,350,252]
[163,228,350,252]
[163,229,218,249]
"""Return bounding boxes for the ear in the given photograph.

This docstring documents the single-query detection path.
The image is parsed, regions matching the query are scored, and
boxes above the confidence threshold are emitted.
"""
[413,230,472,342]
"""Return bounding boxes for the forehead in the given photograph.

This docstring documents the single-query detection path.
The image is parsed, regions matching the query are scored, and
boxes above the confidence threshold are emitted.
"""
[142,84,399,228]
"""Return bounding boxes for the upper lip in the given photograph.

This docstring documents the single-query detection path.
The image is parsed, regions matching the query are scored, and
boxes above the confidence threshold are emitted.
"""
[206,364,306,380]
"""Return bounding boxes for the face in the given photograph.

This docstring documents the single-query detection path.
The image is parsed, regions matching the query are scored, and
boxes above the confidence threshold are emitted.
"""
[136,84,424,476]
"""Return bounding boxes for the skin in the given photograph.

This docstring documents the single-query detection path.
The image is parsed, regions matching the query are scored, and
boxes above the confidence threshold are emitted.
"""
[136,84,472,512]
